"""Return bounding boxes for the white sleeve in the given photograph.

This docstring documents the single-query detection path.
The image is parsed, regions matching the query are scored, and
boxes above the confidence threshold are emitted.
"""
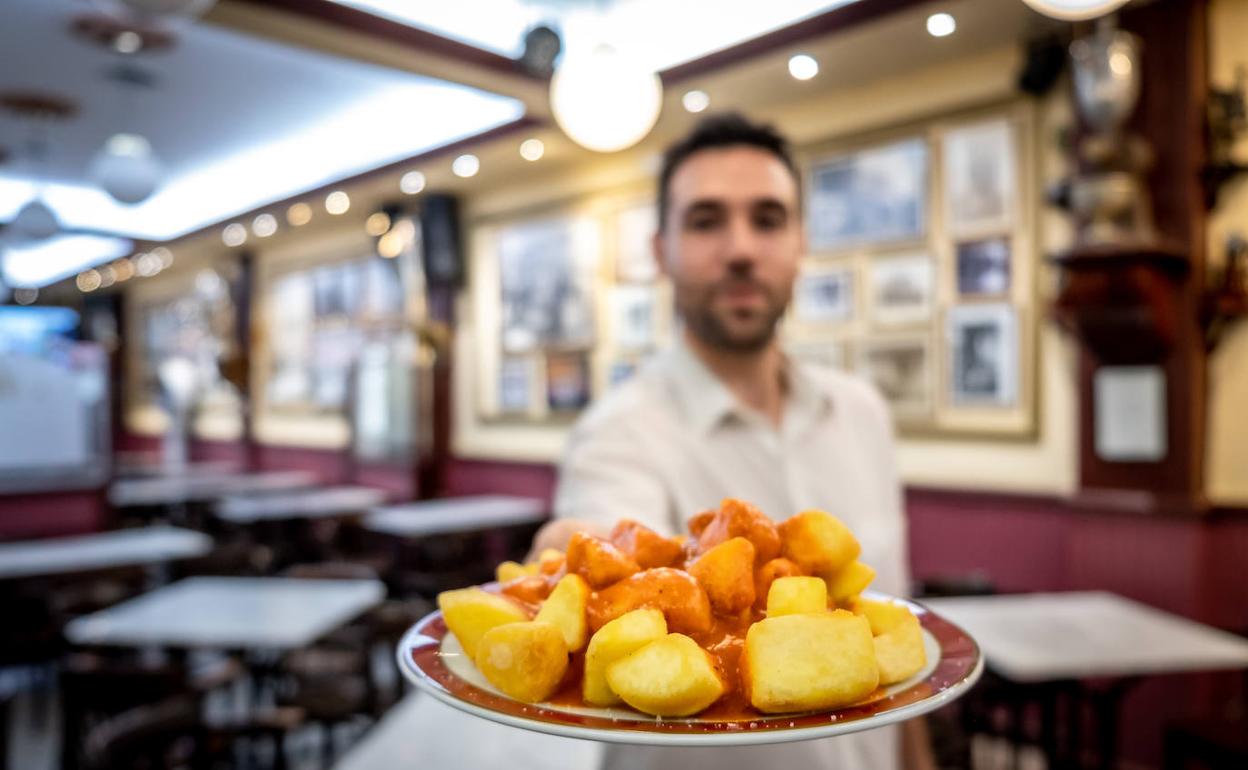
[553,416,674,536]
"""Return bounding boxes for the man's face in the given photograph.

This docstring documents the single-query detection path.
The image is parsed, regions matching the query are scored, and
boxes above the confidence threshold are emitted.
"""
[655,146,804,353]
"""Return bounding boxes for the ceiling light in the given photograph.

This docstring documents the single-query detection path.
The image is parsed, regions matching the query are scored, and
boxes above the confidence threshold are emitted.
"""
[551,45,662,153]
[133,252,160,277]
[682,89,710,113]
[253,212,278,237]
[377,229,404,259]
[13,199,59,240]
[926,13,956,37]
[91,133,162,205]
[365,211,392,236]
[97,266,117,288]
[400,171,426,195]
[519,138,545,161]
[286,202,312,226]
[452,154,480,178]
[0,234,133,288]
[222,223,247,247]
[114,31,143,55]
[112,258,135,282]
[325,190,350,214]
[77,270,102,292]
[1021,0,1131,21]
[788,54,819,81]
[151,246,174,269]
[13,287,38,305]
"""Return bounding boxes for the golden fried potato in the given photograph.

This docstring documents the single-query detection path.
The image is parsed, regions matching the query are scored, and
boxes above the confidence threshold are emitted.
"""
[500,575,552,606]
[474,621,569,703]
[687,510,716,539]
[743,611,879,713]
[874,612,926,685]
[534,574,591,652]
[856,598,912,636]
[537,549,566,576]
[610,519,683,569]
[606,633,726,717]
[437,588,530,660]
[589,568,713,635]
[753,557,803,609]
[766,576,827,616]
[823,561,876,603]
[582,608,668,706]
[688,537,756,615]
[697,498,781,564]
[566,532,641,589]
[496,560,539,583]
[778,510,861,575]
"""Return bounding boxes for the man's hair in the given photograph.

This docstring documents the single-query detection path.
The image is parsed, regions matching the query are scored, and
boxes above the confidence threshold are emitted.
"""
[657,112,801,231]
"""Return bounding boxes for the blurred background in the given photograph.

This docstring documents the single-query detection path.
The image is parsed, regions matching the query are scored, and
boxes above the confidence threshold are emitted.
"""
[1,0,1247,768]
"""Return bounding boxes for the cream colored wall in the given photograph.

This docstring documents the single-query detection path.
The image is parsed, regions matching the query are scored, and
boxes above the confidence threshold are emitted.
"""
[1205,0,1248,505]
[452,44,1080,495]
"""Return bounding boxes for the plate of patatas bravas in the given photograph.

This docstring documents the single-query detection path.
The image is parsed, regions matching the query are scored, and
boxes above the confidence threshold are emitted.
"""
[397,498,982,745]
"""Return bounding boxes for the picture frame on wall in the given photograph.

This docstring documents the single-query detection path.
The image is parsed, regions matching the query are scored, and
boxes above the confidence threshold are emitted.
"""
[609,285,657,351]
[956,237,1012,297]
[498,356,535,414]
[947,303,1019,407]
[615,203,659,284]
[498,218,596,354]
[785,340,849,370]
[867,253,934,327]
[807,137,928,252]
[857,336,932,420]
[942,119,1017,236]
[545,351,591,411]
[793,263,854,324]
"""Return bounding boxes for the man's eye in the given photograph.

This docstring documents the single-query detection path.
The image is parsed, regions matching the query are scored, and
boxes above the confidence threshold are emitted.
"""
[754,211,786,230]
[687,215,721,231]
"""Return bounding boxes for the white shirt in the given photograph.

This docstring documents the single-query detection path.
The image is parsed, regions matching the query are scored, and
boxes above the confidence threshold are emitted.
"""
[555,341,909,770]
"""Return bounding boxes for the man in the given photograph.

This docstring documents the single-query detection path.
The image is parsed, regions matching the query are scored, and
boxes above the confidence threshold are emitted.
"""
[532,113,934,770]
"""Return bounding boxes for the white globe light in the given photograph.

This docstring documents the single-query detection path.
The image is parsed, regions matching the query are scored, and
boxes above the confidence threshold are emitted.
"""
[550,45,662,153]
[13,199,59,240]
[91,133,162,205]
[682,90,710,113]
[1021,0,1131,21]
[451,154,480,178]
[926,13,956,37]
[788,54,819,81]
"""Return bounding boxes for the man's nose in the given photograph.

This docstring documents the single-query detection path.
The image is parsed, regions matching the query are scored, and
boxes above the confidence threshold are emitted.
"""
[723,215,760,266]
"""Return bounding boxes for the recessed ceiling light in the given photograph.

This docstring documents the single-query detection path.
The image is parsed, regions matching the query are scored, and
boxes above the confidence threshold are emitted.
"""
[253,213,278,237]
[365,211,392,236]
[151,246,174,269]
[13,287,38,305]
[377,230,404,259]
[519,138,545,162]
[926,13,956,37]
[452,154,480,178]
[222,223,247,247]
[97,266,116,288]
[133,252,161,277]
[114,31,142,55]
[111,258,135,282]
[400,170,427,195]
[682,90,710,113]
[788,54,818,81]
[77,270,102,292]
[325,190,350,215]
[286,202,312,226]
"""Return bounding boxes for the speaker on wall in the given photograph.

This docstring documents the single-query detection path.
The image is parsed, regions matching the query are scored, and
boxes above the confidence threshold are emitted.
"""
[420,193,464,288]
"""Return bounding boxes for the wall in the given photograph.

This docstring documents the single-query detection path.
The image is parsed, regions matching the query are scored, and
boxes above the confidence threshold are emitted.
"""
[1205,0,1248,505]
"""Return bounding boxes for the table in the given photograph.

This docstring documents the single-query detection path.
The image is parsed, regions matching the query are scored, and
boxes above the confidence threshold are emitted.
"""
[924,591,1248,769]
[65,576,385,650]
[333,693,602,770]
[363,495,547,538]
[215,486,388,524]
[0,526,212,581]
[108,470,319,508]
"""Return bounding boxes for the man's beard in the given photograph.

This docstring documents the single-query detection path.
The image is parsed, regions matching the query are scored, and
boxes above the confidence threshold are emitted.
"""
[677,276,789,354]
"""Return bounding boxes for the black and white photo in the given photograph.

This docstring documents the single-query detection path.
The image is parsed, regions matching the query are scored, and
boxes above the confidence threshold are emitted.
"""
[868,254,934,326]
[615,204,659,283]
[956,238,1012,297]
[609,285,657,351]
[498,219,596,353]
[794,264,854,324]
[785,340,849,370]
[807,138,928,251]
[498,356,533,414]
[857,337,931,418]
[947,304,1019,406]
[942,119,1017,235]
[545,352,591,411]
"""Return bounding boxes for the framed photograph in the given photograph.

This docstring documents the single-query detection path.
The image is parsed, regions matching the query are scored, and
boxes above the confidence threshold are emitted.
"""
[857,337,932,419]
[545,352,591,411]
[615,204,659,283]
[956,238,1012,297]
[609,285,657,351]
[498,219,596,353]
[807,137,928,252]
[868,254,934,326]
[785,340,849,370]
[794,264,854,324]
[947,304,1019,407]
[942,119,1017,236]
[498,356,534,414]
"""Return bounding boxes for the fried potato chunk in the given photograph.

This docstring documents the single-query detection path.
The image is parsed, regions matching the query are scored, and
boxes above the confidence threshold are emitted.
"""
[437,587,530,660]
[874,611,927,685]
[687,510,716,538]
[766,576,828,616]
[500,575,552,606]
[743,611,879,713]
[823,560,876,603]
[753,557,803,609]
[566,532,641,589]
[778,510,861,575]
[697,498,781,564]
[537,549,566,576]
[534,574,591,652]
[589,568,713,635]
[856,597,912,636]
[495,560,538,584]
[610,519,683,569]
[688,537,756,615]
[582,608,668,706]
[606,633,726,717]
[474,621,569,703]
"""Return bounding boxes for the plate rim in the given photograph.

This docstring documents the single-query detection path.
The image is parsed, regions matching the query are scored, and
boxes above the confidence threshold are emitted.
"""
[395,592,983,746]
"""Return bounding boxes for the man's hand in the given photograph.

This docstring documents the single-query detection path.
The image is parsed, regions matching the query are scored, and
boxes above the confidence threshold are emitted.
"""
[526,518,609,561]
